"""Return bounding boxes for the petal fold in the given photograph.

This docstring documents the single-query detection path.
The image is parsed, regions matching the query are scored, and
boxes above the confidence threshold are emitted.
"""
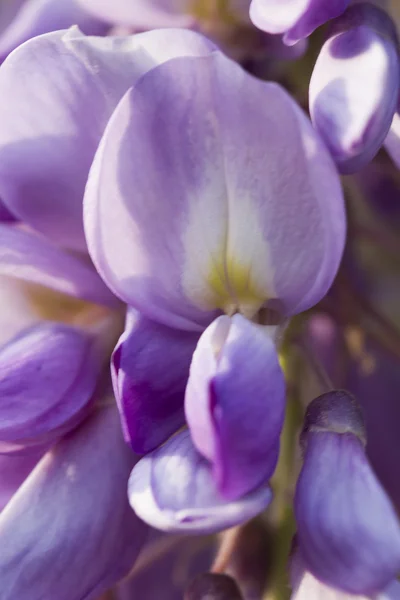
[250,0,350,44]
[0,27,214,250]
[128,429,272,534]
[112,308,199,453]
[185,314,285,500]
[0,407,148,600]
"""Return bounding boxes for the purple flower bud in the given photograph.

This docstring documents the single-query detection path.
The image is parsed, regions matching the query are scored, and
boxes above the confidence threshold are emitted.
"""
[128,429,272,535]
[185,314,285,500]
[249,0,350,45]
[295,390,400,595]
[184,573,244,600]
[0,322,101,450]
[310,3,399,174]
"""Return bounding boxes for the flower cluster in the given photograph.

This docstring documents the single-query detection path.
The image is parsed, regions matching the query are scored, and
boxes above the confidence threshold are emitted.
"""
[0,1,400,599]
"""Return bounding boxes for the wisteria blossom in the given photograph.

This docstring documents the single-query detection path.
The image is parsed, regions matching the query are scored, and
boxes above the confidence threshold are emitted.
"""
[0,0,399,598]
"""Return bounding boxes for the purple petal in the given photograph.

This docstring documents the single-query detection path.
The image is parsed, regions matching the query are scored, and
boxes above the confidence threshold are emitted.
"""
[0,322,102,450]
[290,547,400,600]
[0,224,116,307]
[0,0,108,62]
[112,307,199,454]
[385,111,400,169]
[85,51,345,329]
[75,0,195,28]
[0,198,16,222]
[185,314,285,500]
[310,3,399,174]
[0,27,214,250]
[0,407,148,600]
[0,448,45,511]
[295,420,400,594]
[128,429,272,534]
[249,0,350,44]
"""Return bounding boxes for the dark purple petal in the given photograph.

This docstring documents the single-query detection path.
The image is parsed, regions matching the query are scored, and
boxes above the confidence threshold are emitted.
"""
[295,424,400,594]
[0,199,16,222]
[0,27,214,250]
[0,322,102,450]
[185,314,285,500]
[310,3,399,174]
[250,0,350,44]
[0,0,108,62]
[128,429,272,534]
[0,224,116,307]
[85,51,345,328]
[0,407,148,600]
[112,307,199,453]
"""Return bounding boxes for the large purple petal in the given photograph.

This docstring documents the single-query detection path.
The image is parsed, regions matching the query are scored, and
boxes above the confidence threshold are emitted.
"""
[85,51,345,330]
[128,429,272,534]
[185,314,285,500]
[0,407,148,600]
[112,307,199,454]
[0,224,116,307]
[0,0,108,62]
[0,27,215,250]
[250,0,350,44]
[0,322,102,450]
[310,3,399,174]
[0,448,45,511]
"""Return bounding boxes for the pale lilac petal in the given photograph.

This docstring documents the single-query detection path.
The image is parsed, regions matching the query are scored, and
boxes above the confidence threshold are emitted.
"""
[0,27,214,250]
[310,3,399,174]
[85,51,345,330]
[128,429,272,534]
[75,0,195,28]
[0,448,45,511]
[250,0,350,44]
[0,322,102,450]
[295,392,400,595]
[0,224,116,307]
[0,0,108,62]
[0,407,148,600]
[112,307,199,453]
[185,314,285,499]
[290,547,400,600]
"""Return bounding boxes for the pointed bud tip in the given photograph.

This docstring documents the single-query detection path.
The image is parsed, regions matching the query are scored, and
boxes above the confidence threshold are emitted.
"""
[301,390,366,450]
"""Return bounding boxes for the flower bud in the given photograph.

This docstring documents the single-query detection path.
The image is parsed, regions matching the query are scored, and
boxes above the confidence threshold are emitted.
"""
[310,3,399,173]
[0,322,100,450]
[295,390,400,595]
[128,429,272,535]
[184,573,243,600]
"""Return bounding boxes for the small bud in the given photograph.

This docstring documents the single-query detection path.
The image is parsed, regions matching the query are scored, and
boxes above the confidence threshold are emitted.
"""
[310,3,399,173]
[185,573,243,600]
[295,390,400,595]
